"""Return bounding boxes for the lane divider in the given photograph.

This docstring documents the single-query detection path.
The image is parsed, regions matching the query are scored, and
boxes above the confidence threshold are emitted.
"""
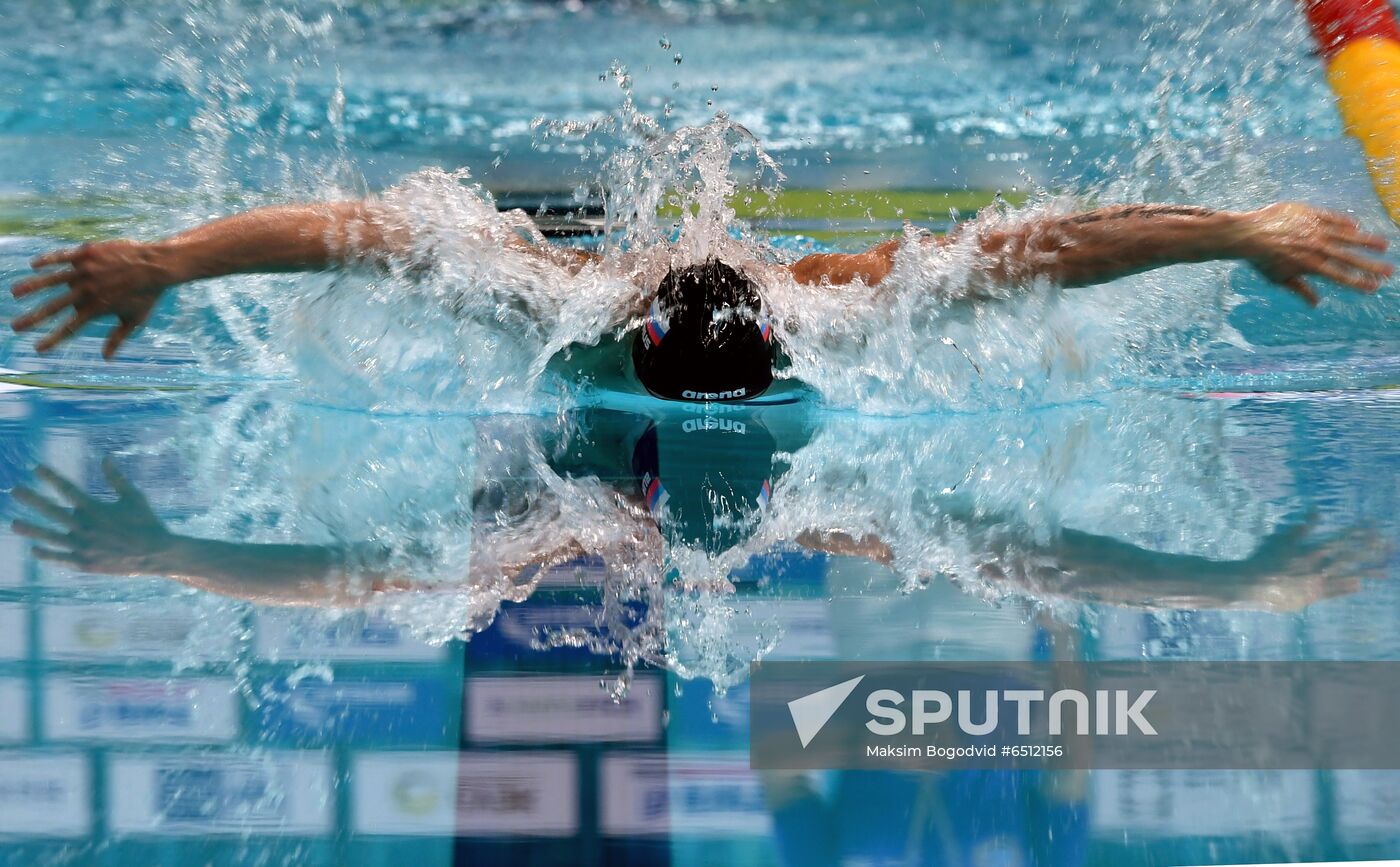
[1304,0,1400,224]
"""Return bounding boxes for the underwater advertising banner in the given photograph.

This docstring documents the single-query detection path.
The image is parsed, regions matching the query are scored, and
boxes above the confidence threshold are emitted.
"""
[0,753,90,837]
[750,662,1400,770]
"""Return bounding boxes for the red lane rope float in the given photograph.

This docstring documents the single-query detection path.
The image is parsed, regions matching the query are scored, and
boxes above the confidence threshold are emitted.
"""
[1303,0,1400,224]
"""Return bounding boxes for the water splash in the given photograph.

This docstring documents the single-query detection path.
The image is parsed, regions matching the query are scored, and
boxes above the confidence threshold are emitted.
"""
[186,111,1259,415]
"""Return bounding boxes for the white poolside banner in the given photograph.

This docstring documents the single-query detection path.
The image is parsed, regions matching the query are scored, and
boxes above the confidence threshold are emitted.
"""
[455,752,578,836]
[353,751,458,835]
[465,674,662,744]
[0,533,26,587]
[0,602,27,660]
[107,752,334,836]
[41,600,240,662]
[0,753,91,836]
[0,678,30,741]
[1333,772,1400,844]
[253,609,446,662]
[352,750,580,837]
[599,752,771,838]
[44,677,239,742]
[1091,770,1315,838]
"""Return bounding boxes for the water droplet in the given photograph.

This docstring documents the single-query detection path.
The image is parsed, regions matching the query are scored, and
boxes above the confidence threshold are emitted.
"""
[660,36,671,50]
[673,53,683,64]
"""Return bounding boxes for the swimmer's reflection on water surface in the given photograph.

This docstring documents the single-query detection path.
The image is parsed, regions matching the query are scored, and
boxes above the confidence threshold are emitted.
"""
[9,406,1385,614]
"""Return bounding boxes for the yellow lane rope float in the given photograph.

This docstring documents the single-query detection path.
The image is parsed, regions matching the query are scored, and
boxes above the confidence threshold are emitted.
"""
[1305,0,1400,224]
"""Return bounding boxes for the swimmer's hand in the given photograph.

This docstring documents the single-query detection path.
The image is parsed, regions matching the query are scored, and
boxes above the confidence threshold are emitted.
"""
[11,240,174,358]
[11,459,175,576]
[10,201,414,358]
[1239,202,1393,305]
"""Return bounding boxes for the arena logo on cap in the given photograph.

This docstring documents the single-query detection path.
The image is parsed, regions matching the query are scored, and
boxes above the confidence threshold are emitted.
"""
[681,388,746,401]
[682,417,747,434]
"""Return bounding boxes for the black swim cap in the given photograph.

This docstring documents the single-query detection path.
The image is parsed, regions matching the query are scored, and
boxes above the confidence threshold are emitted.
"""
[631,259,775,402]
[630,413,776,552]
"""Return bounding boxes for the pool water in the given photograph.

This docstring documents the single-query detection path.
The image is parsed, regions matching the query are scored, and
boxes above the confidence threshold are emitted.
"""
[0,389,1398,866]
[3,0,1400,865]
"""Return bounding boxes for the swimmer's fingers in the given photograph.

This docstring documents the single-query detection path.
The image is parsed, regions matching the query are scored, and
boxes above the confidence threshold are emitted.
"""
[29,247,83,269]
[1323,245,1393,291]
[11,485,78,529]
[102,317,144,360]
[1305,253,1385,294]
[12,291,77,332]
[35,465,96,508]
[11,269,77,299]
[34,310,97,354]
[10,518,72,548]
[1330,227,1389,252]
[1316,209,1361,231]
[101,457,149,509]
[31,546,85,566]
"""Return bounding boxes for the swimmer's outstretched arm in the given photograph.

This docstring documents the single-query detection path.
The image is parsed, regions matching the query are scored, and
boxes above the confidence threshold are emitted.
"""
[789,202,1392,303]
[8,201,439,358]
[11,199,596,358]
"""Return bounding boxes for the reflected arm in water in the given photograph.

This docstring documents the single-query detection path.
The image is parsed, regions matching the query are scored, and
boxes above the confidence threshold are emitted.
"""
[11,445,662,608]
[799,509,1384,613]
[12,460,408,606]
[994,519,1389,612]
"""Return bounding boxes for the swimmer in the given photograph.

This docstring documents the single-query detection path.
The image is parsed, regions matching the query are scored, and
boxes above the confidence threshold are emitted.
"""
[9,197,1392,401]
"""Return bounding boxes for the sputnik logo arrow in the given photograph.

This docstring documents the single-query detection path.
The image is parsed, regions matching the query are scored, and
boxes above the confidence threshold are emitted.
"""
[788,675,865,748]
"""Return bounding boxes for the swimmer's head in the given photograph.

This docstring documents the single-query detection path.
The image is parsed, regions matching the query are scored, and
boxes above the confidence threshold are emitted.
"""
[631,259,774,402]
